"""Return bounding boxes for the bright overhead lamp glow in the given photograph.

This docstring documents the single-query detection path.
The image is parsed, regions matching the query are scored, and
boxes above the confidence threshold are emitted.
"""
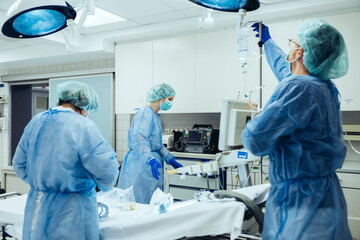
[75,7,126,28]
[189,0,260,12]
[1,0,76,38]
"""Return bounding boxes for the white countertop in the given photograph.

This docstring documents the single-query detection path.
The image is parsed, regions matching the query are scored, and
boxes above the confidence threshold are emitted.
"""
[170,151,217,160]
[170,151,360,174]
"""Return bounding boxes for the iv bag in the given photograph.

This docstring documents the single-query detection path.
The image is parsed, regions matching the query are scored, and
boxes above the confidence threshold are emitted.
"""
[237,27,250,65]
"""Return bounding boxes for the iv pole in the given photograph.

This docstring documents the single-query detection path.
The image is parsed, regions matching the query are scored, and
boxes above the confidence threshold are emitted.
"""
[258,21,264,184]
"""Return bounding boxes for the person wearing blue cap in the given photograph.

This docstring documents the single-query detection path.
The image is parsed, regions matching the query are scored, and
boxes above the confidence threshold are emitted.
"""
[242,19,351,239]
[12,81,120,240]
[119,83,183,204]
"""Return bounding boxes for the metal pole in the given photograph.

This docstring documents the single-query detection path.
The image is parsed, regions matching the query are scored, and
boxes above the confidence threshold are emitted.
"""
[259,21,263,110]
[258,21,263,184]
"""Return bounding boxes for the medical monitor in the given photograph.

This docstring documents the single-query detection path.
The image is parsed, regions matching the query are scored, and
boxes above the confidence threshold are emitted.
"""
[218,99,254,151]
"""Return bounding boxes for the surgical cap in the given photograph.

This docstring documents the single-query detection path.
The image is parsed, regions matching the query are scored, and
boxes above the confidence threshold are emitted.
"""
[147,83,176,103]
[297,18,348,80]
[57,81,99,114]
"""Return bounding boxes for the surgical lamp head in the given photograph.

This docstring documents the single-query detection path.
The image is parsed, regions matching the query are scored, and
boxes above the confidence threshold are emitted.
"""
[1,0,76,38]
[189,0,260,12]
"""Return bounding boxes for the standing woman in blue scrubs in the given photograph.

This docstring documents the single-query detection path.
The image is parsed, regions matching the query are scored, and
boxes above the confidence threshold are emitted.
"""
[242,19,352,239]
[119,83,183,204]
[13,81,120,240]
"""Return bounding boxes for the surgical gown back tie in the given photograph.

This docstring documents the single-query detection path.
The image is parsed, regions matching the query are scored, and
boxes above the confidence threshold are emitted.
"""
[272,173,336,240]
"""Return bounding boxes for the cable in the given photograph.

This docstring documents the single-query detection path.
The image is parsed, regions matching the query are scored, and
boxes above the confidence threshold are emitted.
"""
[217,171,225,190]
[247,85,266,112]
[344,131,360,155]
[207,175,210,190]
[230,167,234,189]
[234,172,240,189]
[243,159,257,188]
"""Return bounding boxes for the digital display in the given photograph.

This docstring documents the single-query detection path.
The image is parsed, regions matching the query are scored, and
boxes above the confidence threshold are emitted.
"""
[187,130,202,143]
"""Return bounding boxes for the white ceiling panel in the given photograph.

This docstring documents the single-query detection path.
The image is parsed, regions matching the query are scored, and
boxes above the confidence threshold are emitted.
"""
[134,10,187,25]
[96,0,176,19]
[0,0,359,72]
[80,20,140,34]
[0,0,14,11]
[179,6,208,17]
[0,41,22,49]
[160,0,198,9]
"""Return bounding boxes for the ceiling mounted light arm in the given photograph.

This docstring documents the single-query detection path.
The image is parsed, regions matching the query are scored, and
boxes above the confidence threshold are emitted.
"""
[198,9,214,30]
[1,0,76,38]
[61,0,95,53]
[74,0,95,33]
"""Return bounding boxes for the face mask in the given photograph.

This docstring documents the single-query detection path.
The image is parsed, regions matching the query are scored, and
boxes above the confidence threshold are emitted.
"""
[285,47,301,72]
[285,54,299,72]
[160,99,173,111]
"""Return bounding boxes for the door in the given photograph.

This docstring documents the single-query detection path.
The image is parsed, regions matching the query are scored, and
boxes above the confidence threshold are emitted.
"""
[49,73,115,147]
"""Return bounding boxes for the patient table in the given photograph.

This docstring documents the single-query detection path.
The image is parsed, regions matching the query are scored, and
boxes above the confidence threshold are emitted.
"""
[0,184,270,240]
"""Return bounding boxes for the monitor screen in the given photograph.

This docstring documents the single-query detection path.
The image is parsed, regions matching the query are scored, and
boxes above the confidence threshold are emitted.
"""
[187,130,202,143]
[218,99,256,151]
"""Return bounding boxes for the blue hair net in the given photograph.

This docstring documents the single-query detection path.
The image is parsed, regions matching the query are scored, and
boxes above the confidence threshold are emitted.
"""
[57,81,99,114]
[297,18,348,80]
[147,83,176,103]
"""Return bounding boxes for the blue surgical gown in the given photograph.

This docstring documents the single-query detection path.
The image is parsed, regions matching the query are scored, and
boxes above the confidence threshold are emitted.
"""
[12,107,120,240]
[118,105,173,204]
[241,39,352,240]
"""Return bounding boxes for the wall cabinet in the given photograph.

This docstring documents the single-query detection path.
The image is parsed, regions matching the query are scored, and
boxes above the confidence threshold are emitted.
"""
[115,41,153,114]
[153,36,196,113]
[115,31,256,114]
[195,30,247,112]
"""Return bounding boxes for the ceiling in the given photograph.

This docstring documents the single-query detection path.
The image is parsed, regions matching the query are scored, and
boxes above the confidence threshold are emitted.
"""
[0,0,359,72]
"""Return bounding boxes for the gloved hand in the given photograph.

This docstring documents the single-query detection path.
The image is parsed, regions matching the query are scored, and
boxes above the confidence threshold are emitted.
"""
[251,22,271,44]
[149,159,162,180]
[169,157,183,169]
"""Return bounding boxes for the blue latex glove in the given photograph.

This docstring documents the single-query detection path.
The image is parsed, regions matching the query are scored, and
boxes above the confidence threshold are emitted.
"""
[149,159,162,180]
[169,157,183,169]
[251,22,271,44]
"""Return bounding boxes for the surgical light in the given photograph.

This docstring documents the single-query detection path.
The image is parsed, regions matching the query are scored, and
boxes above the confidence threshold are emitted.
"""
[1,0,76,38]
[189,0,260,12]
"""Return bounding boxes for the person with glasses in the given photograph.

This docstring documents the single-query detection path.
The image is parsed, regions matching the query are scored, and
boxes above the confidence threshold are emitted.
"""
[242,19,351,239]
[12,81,120,240]
[118,83,183,204]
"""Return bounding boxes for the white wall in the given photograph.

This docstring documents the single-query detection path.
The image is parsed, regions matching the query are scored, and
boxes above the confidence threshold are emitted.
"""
[0,80,10,187]
[115,11,360,113]
[261,11,360,111]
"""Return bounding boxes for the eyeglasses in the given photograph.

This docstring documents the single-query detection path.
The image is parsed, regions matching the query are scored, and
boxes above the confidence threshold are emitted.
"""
[288,38,300,49]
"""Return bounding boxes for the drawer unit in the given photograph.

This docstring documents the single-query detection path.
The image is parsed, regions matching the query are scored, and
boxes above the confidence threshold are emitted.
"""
[337,167,360,239]
[164,153,223,201]
[343,188,360,219]
[337,172,360,189]
[348,217,360,239]
[169,174,218,189]
[169,187,199,201]
[1,170,30,194]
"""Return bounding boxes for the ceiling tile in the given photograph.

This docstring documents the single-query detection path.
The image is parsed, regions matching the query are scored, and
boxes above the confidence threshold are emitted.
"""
[134,11,186,25]
[80,20,140,34]
[160,0,198,10]
[96,0,175,20]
